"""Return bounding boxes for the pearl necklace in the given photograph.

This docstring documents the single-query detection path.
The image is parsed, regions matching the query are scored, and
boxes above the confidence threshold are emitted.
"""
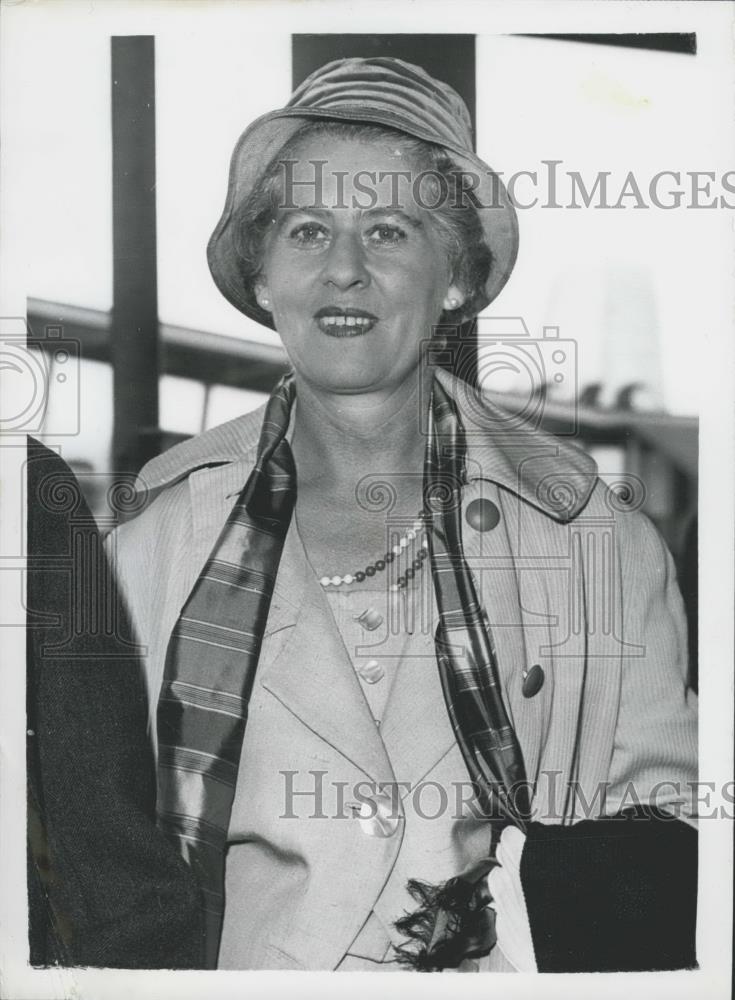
[319,515,429,591]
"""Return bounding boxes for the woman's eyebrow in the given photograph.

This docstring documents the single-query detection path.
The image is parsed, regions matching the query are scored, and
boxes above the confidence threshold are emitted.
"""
[363,208,424,229]
[272,206,424,231]
[273,207,330,221]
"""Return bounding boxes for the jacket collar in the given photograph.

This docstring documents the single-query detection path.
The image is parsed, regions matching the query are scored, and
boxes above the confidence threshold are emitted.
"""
[135,368,596,523]
[135,404,266,501]
[433,367,597,522]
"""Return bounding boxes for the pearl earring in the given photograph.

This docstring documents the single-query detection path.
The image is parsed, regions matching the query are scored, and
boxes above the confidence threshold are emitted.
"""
[447,297,460,310]
[260,296,270,307]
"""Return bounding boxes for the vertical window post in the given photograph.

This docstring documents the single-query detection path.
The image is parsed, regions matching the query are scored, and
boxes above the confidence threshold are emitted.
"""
[111,35,159,474]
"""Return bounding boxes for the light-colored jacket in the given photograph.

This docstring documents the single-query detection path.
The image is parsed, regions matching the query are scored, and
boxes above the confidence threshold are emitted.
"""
[106,368,697,970]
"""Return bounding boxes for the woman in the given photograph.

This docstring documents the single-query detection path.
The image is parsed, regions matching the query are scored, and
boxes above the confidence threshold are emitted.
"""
[108,57,698,972]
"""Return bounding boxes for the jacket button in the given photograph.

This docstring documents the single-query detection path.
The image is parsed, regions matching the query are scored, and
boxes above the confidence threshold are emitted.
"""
[354,607,383,631]
[465,498,500,532]
[348,792,400,838]
[357,659,384,684]
[522,664,545,698]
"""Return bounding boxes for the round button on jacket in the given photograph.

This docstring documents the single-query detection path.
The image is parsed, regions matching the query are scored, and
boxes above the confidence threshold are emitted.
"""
[465,497,501,532]
[522,663,545,698]
[357,659,385,684]
[349,792,400,838]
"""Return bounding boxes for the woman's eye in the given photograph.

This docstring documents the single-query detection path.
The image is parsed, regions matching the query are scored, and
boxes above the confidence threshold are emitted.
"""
[366,223,407,246]
[289,222,329,246]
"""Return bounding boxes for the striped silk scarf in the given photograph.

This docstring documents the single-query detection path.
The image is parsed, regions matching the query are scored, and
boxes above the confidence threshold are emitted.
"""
[427,377,529,821]
[156,375,296,967]
[157,372,527,968]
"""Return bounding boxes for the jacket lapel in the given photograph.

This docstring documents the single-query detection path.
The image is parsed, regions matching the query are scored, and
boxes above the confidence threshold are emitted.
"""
[432,368,596,794]
[379,624,456,790]
[259,521,397,788]
[379,477,554,794]
[187,455,258,586]
[434,367,597,523]
[188,460,394,785]
[484,483,556,790]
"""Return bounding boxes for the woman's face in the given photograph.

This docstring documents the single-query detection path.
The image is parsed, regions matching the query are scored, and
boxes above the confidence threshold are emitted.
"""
[255,134,464,396]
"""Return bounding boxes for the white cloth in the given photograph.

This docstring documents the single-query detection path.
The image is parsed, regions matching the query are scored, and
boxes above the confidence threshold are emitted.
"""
[487,826,537,972]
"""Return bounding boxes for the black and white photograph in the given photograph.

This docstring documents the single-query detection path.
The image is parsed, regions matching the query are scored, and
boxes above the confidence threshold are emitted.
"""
[1,2,733,998]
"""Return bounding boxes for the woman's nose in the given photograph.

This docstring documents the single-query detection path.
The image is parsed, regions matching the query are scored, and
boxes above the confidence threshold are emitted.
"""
[321,230,370,290]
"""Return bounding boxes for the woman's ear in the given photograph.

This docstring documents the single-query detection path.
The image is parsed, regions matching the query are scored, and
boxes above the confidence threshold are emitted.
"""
[443,284,465,312]
[255,284,272,311]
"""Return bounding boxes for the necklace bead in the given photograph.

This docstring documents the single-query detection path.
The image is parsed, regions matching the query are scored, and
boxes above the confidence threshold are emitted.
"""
[319,513,428,590]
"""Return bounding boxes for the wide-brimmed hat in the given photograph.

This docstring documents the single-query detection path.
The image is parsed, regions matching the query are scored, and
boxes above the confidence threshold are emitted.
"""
[207,57,519,328]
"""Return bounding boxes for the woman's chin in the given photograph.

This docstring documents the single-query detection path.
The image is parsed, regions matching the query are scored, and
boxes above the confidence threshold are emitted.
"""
[298,363,413,396]
[305,371,390,394]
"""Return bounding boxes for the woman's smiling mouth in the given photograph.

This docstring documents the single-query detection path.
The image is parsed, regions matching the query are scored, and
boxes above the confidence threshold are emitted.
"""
[314,307,378,337]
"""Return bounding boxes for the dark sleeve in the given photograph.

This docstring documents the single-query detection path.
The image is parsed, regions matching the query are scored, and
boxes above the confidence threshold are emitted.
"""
[520,807,697,972]
[26,438,206,968]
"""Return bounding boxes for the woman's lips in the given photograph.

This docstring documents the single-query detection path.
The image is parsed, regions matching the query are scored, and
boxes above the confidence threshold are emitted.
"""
[314,307,378,337]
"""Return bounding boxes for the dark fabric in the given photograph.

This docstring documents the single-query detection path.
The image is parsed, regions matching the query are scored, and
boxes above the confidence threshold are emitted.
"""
[26,438,205,968]
[394,856,498,970]
[157,374,297,967]
[520,808,698,972]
